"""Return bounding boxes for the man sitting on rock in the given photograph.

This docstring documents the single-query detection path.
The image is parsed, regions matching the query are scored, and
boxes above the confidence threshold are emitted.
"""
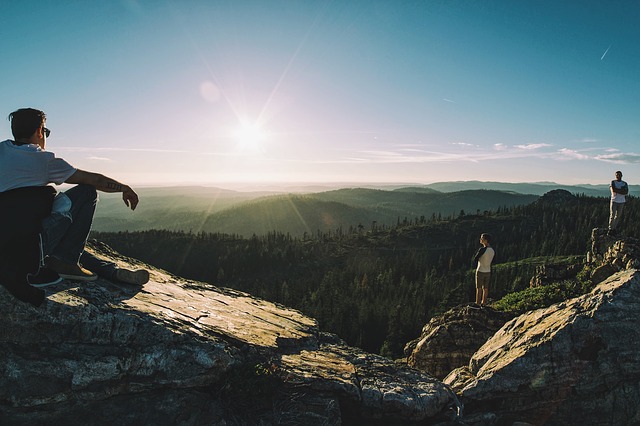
[1,108,148,287]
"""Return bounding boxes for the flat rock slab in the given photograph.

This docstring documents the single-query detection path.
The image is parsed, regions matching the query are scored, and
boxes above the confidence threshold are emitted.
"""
[1,243,457,424]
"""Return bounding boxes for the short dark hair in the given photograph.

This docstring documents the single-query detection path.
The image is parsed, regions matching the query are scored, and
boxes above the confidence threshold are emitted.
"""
[8,108,46,141]
[481,233,493,243]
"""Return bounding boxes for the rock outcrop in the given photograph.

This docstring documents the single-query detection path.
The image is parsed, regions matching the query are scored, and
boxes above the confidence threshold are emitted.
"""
[404,305,514,380]
[589,227,640,284]
[405,230,640,424]
[445,268,640,425]
[534,189,577,206]
[0,242,458,425]
[7,227,640,425]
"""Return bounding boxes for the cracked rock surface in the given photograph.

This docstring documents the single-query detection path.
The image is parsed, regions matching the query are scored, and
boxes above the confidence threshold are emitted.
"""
[1,242,457,425]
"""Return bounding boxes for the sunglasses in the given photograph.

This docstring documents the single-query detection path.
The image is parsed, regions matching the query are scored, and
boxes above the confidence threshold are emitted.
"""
[43,127,51,138]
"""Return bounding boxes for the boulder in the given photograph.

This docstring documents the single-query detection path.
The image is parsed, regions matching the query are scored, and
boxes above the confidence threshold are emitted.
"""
[444,269,640,425]
[0,242,458,425]
[405,305,514,380]
[590,263,617,285]
[589,228,640,284]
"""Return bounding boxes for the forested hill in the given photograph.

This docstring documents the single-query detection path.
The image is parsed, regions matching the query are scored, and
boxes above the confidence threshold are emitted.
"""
[92,192,639,358]
[200,189,538,237]
[93,187,538,236]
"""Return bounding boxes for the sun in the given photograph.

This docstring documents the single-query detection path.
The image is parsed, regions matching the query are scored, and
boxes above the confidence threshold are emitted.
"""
[234,123,266,153]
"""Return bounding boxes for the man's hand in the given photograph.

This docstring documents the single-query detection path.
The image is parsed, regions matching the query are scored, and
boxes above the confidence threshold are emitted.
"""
[66,169,140,210]
[122,186,139,210]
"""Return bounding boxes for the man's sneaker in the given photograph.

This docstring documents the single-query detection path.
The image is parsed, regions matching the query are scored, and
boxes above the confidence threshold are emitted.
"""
[45,257,98,282]
[115,268,149,285]
[27,267,63,288]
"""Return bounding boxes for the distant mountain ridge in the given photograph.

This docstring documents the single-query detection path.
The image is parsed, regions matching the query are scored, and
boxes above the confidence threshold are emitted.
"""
[93,186,539,236]
[419,180,617,196]
[92,180,633,235]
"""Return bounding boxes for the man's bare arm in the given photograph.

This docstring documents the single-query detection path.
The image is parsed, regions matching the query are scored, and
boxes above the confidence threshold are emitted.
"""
[66,169,139,210]
[611,184,629,196]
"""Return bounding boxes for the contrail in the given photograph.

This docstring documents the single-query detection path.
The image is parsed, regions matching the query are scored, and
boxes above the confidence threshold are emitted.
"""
[601,44,612,60]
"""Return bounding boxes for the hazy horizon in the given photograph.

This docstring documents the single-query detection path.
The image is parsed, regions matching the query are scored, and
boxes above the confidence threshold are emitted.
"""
[117,178,616,188]
[2,1,638,187]
[89,179,618,195]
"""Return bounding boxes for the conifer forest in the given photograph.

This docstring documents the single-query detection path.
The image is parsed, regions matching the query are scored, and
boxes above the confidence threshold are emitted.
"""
[93,194,639,358]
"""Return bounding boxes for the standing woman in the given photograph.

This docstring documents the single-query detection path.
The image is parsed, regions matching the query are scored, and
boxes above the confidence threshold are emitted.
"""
[473,233,495,307]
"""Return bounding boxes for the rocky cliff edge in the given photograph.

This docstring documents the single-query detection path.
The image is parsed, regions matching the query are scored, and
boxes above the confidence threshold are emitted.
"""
[403,229,640,425]
[445,268,640,425]
[0,241,458,425]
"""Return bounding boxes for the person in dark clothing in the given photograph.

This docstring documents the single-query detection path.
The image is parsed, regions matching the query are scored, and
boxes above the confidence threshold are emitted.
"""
[0,186,58,306]
[1,108,148,305]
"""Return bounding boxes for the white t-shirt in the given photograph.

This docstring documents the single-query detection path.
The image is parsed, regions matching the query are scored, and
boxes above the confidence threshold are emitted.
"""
[0,140,77,192]
[476,246,495,273]
[610,180,628,204]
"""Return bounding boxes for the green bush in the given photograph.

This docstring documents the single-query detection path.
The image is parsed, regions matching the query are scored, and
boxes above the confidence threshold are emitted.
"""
[576,266,596,293]
[493,280,584,315]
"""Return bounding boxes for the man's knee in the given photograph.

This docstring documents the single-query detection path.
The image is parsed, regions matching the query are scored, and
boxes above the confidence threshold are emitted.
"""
[79,184,98,202]
[66,184,98,205]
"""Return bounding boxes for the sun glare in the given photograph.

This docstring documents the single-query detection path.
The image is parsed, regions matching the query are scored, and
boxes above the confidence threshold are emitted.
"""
[234,123,266,153]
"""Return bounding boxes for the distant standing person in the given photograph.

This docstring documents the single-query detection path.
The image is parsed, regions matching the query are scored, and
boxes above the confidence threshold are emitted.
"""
[608,170,628,235]
[473,233,495,307]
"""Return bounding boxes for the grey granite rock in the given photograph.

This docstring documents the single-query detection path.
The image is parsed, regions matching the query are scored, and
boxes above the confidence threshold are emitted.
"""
[0,242,457,425]
[444,269,640,425]
[405,305,514,381]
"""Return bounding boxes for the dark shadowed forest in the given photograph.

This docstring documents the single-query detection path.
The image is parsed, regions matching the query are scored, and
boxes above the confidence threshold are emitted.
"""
[93,192,639,357]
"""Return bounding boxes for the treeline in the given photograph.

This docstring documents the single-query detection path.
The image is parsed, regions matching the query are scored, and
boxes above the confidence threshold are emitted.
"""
[92,194,638,357]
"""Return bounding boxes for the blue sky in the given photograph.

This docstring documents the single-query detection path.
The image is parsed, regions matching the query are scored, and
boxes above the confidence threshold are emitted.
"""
[1,0,638,187]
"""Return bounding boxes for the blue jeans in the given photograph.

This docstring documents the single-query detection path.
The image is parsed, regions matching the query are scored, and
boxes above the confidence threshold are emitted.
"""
[41,185,117,279]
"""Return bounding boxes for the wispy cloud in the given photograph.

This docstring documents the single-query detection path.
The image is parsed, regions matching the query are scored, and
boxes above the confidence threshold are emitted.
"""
[557,148,591,160]
[57,146,190,154]
[400,148,434,153]
[56,146,240,157]
[595,152,640,164]
[58,140,640,169]
[443,98,456,103]
[340,149,476,164]
[550,148,640,164]
[327,142,630,166]
[514,143,553,150]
